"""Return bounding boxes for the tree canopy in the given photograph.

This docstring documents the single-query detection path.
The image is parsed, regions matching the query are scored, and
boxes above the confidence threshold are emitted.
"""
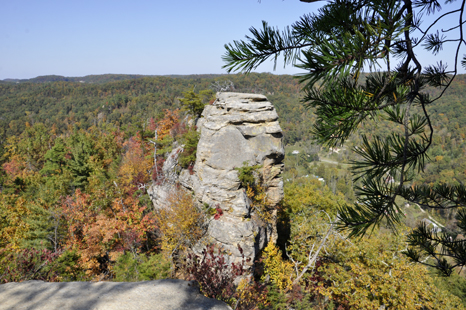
[223,0,466,276]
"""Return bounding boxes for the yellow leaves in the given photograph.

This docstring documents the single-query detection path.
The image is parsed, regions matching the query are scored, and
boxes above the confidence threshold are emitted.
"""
[363,90,374,98]
[154,189,203,257]
[246,186,255,198]
[283,179,345,216]
[261,242,293,292]
[317,233,466,310]
[245,181,273,224]
[118,137,152,187]
[0,195,31,249]
[235,278,269,309]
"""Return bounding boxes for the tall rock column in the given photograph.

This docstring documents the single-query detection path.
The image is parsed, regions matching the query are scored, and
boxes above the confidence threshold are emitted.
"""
[182,92,285,267]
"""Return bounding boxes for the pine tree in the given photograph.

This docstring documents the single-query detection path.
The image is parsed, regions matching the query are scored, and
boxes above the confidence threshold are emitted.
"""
[179,88,206,119]
[223,0,466,276]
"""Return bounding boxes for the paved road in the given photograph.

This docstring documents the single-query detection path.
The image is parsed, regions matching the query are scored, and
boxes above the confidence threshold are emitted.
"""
[319,158,340,165]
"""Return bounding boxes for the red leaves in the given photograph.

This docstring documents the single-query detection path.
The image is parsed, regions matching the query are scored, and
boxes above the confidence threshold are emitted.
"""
[170,121,188,138]
[185,244,248,301]
[214,205,223,220]
[0,247,61,283]
[2,157,22,179]
[188,163,194,175]
[148,117,157,132]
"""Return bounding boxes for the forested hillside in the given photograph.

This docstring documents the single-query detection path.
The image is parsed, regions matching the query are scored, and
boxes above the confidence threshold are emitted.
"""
[0,73,305,141]
[1,72,465,228]
[1,73,466,308]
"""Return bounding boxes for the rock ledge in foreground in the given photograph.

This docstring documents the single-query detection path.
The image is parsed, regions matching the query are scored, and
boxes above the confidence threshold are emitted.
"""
[0,279,232,310]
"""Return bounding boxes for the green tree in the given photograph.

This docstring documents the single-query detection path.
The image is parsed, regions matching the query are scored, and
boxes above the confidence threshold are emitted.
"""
[223,0,466,275]
[66,131,100,190]
[179,88,208,119]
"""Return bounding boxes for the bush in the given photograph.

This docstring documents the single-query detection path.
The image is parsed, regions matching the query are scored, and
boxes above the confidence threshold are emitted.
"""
[318,232,466,310]
[113,252,171,282]
[432,272,466,306]
[154,189,204,259]
[0,247,61,283]
[185,244,248,305]
[0,248,88,283]
[51,250,87,281]
[178,128,200,169]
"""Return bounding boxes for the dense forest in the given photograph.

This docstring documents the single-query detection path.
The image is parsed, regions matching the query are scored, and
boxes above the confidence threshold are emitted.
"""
[1,73,466,309]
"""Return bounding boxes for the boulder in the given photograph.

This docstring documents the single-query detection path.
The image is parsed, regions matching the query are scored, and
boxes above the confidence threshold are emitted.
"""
[0,280,232,310]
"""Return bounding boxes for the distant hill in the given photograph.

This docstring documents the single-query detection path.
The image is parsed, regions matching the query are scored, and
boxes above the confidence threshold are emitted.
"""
[1,73,232,85]
[1,72,465,190]
[0,72,303,142]
[1,74,152,84]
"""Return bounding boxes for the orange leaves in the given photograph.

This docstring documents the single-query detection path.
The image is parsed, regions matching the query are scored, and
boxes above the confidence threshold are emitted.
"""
[119,137,152,188]
[156,109,180,139]
[2,155,25,180]
[60,189,156,277]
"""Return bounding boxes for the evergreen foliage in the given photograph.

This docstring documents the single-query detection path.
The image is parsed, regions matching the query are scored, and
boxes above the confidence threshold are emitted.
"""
[179,88,214,119]
[113,252,170,282]
[178,129,200,169]
[223,0,466,276]
[235,161,262,189]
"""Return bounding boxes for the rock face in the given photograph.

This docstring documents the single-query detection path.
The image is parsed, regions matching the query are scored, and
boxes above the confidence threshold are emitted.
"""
[149,92,285,267]
[0,279,232,310]
[148,145,183,210]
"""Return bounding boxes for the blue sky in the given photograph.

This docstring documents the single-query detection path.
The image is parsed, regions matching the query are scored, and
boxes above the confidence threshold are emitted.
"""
[1,0,464,79]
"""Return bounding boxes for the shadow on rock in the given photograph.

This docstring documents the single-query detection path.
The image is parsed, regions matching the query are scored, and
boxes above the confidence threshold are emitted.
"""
[0,279,232,310]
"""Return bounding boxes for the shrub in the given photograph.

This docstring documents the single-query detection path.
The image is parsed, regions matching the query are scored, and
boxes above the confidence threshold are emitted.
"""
[51,249,87,281]
[178,128,200,169]
[154,189,204,258]
[235,161,274,223]
[0,247,61,283]
[113,252,171,282]
[318,232,466,310]
[185,244,248,304]
[261,242,293,292]
[432,272,466,306]
[235,278,269,310]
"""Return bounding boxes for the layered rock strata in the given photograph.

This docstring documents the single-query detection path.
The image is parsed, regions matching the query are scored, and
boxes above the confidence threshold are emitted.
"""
[149,92,284,267]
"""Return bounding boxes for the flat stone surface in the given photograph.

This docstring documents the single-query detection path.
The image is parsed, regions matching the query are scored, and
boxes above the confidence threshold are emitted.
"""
[0,279,232,310]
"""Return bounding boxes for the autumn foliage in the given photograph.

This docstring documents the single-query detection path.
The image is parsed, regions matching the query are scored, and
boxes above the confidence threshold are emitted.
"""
[155,189,203,258]
[1,85,465,308]
[156,109,180,139]
[60,189,156,276]
[118,136,152,189]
